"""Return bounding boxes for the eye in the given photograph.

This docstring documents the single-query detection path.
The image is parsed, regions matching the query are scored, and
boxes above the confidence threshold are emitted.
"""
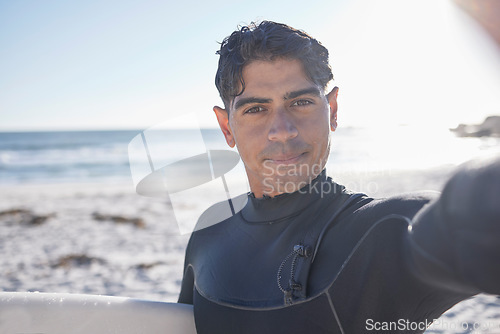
[292,99,313,107]
[244,106,266,114]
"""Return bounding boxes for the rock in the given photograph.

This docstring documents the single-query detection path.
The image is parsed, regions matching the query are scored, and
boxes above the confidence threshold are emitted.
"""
[450,115,500,137]
[92,212,146,228]
[52,254,106,269]
[0,208,54,226]
[133,261,165,270]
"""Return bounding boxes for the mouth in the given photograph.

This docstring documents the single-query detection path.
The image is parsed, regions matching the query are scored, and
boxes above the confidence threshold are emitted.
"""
[266,152,306,166]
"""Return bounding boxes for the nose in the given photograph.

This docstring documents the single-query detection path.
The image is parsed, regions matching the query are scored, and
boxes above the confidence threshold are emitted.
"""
[267,108,298,142]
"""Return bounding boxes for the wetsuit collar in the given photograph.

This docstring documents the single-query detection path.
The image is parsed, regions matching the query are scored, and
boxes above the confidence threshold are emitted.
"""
[241,170,345,223]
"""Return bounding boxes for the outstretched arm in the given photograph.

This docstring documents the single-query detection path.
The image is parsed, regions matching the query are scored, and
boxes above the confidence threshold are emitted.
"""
[409,155,500,295]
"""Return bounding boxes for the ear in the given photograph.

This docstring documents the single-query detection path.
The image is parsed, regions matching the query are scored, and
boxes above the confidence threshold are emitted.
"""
[326,86,339,131]
[213,106,235,148]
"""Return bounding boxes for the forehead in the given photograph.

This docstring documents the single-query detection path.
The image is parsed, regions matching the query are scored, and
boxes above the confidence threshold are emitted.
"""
[231,59,320,105]
[242,58,312,90]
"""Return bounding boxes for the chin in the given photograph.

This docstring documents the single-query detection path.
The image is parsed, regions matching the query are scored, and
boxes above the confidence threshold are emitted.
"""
[264,173,315,195]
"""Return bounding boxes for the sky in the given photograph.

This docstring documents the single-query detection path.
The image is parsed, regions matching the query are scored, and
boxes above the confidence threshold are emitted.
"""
[1,0,500,131]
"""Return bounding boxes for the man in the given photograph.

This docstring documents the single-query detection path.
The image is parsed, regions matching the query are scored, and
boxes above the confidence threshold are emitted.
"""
[178,21,500,333]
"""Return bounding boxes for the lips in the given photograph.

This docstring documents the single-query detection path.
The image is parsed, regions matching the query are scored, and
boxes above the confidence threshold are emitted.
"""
[267,152,306,165]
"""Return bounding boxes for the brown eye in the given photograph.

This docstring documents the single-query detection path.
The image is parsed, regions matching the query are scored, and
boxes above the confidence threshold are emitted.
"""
[244,106,265,114]
[292,100,312,107]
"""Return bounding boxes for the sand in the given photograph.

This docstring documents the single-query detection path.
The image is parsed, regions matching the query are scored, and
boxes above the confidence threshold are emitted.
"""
[1,166,499,333]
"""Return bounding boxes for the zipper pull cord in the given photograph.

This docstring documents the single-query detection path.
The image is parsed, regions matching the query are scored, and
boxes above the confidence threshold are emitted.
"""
[277,245,311,305]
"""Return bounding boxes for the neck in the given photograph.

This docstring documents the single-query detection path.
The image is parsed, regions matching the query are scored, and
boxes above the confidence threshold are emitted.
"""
[249,169,327,199]
[242,170,345,223]
[248,170,325,199]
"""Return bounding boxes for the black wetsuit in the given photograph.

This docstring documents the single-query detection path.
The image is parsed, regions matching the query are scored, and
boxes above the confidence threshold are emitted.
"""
[178,158,500,333]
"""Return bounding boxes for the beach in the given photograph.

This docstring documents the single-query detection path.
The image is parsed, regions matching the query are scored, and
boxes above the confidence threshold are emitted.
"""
[1,166,500,333]
[0,180,188,302]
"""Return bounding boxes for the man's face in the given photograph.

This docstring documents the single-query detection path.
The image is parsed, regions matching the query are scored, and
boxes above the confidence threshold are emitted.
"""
[214,58,338,198]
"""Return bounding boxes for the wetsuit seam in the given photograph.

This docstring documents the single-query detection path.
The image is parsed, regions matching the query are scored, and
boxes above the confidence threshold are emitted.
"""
[193,283,309,310]
[193,214,412,311]
[311,193,366,262]
[325,214,413,291]
[325,291,345,334]
[185,263,194,277]
[178,263,195,304]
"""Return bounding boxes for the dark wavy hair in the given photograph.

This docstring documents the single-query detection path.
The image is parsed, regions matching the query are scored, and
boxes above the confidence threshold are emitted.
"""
[215,21,334,109]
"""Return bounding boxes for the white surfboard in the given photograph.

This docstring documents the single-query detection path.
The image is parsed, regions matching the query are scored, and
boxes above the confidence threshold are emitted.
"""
[0,292,196,334]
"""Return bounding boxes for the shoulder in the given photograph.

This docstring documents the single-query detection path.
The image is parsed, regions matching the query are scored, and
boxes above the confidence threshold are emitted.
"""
[185,193,248,259]
[379,191,439,207]
[192,193,248,232]
[352,191,440,221]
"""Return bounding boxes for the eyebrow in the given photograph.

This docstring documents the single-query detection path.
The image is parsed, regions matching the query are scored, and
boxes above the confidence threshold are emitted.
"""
[233,97,272,111]
[284,87,322,100]
[233,87,322,111]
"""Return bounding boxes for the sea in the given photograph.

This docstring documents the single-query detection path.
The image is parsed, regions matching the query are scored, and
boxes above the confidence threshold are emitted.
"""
[1,126,499,186]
